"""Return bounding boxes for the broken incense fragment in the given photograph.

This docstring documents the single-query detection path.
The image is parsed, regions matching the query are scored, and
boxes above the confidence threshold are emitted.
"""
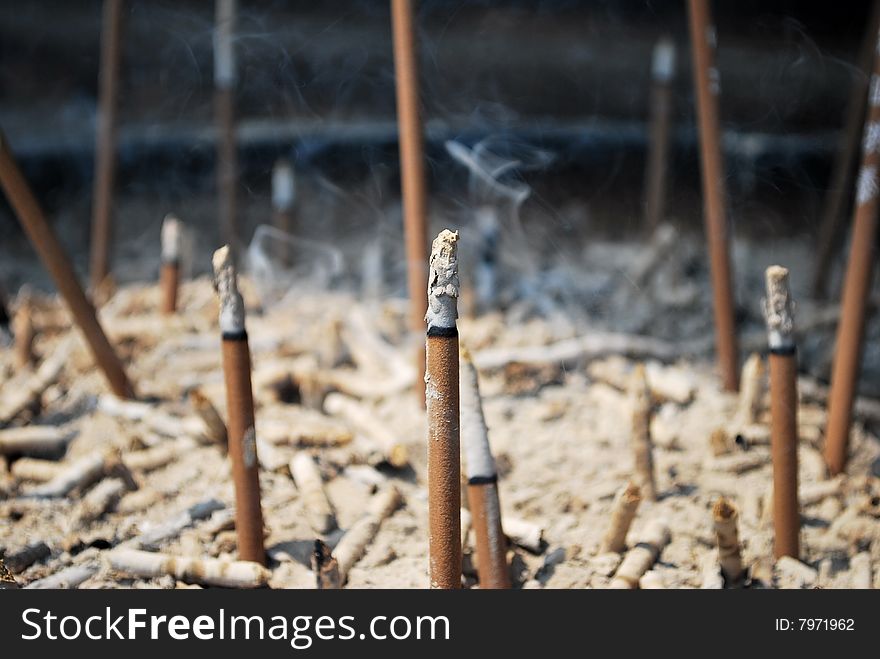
[13,294,35,369]
[27,452,108,498]
[311,540,341,590]
[0,425,71,457]
[188,388,228,449]
[712,498,745,586]
[503,516,544,554]
[600,482,641,554]
[630,364,657,501]
[10,457,64,482]
[0,336,71,423]
[460,347,510,589]
[25,562,99,589]
[425,229,461,589]
[4,541,50,574]
[159,214,182,314]
[609,520,670,589]
[763,266,800,559]
[289,453,337,535]
[334,485,401,584]
[323,393,408,467]
[213,246,265,565]
[72,477,127,528]
[108,549,268,588]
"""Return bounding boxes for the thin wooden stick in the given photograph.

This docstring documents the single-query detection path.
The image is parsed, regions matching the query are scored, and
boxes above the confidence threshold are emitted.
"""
[0,132,134,398]
[687,0,739,392]
[644,37,676,233]
[764,266,800,558]
[812,0,880,298]
[425,229,461,589]
[391,0,429,403]
[213,245,265,565]
[89,0,125,291]
[215,0,238,251]
[825,23,880,476]
[460,347,510,589]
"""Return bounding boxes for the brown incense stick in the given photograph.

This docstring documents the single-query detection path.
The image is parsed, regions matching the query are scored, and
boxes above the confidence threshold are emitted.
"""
[213,245,265,565]
[215,0,238,252]
[687,0,739,392]
[89,0,125,292]
[824,23,880,476]
[0,131,134,399]
[644,37,676,233]
[460,347,510,589]
[425,229,461,589]
[763,266,800,559]
[391,0,429,402]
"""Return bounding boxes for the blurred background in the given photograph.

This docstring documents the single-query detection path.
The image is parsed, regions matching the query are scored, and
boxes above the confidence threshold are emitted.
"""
[0,0,877,386]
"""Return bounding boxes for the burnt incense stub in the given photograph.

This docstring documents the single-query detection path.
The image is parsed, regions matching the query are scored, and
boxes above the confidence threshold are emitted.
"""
[763,265,795,352]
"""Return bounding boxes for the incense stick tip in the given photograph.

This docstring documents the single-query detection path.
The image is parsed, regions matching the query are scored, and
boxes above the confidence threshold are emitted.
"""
[426,229,460,329]
[161,214,182,262]
[212,245,245,333]
[652,37,676,81]
[272,159,296,210]
[762,265,795,349]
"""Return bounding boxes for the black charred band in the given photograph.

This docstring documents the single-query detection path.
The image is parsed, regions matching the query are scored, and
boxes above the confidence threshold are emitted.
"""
[467,474,498,486]
[769,345,796,357]
[427,325,458,338]
[221,330,248,342]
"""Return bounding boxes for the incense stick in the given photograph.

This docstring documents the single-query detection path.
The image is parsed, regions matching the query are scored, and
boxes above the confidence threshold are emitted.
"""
[159,214,182,314]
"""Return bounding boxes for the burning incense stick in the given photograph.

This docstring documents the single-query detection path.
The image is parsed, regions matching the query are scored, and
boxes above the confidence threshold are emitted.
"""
[272,159,295,238]
[0,131,134,399]
[630,364,657,501]
[825,25,880,476]
[460,347,510,589]
[812,0,880,298]
[391,0,429,401]
[159,215,182,315]
[215,0,238,252]
[712,498,744,586]
[89,0,125,292]
[644,37,676,233]
[687,0,739,392]
[763,265,800,559]
[213,245,265,565]
[425,229,461,589]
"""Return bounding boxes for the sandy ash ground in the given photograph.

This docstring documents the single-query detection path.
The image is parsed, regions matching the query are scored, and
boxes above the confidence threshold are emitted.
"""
[2,189,880,590]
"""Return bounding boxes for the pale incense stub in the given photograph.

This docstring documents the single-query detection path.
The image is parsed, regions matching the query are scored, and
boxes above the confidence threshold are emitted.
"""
[652,38,676,83]
[763,265,794,350]
[272,160,296,211]
[212,245,245,334]
[160,215,182,263]
[214,0,237,88]
[857,165,878,204]
[460,348,496,480]
[425,229,460,329]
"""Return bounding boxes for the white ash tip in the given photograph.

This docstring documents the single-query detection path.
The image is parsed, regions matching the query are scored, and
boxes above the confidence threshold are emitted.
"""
[212,245,245,333]
[160,214,182,262]
[425,229,460,330]
[272,160,296,210]
[763,265,795,349]
[652,37,676,82]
